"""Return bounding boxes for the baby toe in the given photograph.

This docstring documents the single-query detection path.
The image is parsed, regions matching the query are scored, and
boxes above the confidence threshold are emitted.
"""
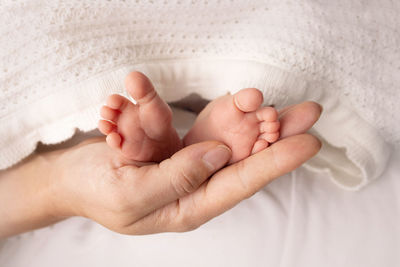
[98,120,116,135]
[251,139,269,154]
[233,88,263,113]
[106,94,129,110]
[100,105,120,122]
[106,132,122,149]
[125,71,156,103]
[260,121,280,133]
[259,132,280,143]
[256,106,278,122]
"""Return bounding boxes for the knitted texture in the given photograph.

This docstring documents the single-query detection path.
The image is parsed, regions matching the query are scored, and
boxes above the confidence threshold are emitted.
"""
[0,0,398,189]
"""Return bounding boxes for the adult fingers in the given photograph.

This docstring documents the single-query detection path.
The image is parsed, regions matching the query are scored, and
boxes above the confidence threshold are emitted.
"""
[278,101,322,139]
[197,134,321,220]
[126,134,321,234]
[124,141,231,218]
[190,134,321,226]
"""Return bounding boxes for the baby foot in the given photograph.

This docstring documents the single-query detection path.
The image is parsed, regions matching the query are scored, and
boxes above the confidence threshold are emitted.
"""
[183,88,280,164]
[98,72,182,162]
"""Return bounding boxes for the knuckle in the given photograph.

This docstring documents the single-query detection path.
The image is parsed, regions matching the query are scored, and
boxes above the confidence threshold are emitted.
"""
[171,168,200,197]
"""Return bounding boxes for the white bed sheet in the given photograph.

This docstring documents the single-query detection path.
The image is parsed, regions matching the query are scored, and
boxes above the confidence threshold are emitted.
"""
[0,109,399,267]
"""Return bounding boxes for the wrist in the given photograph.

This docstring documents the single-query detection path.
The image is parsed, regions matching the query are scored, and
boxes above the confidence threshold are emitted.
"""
[46,137,107,219]
[0,150,66,238]
[39,149,72,220]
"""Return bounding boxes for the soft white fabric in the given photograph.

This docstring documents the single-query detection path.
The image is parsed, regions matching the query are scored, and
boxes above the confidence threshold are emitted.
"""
[1,120,399,266]
[1,0,398,190]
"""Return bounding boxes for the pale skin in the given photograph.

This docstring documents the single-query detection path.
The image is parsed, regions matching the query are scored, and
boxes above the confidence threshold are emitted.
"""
[0,72,322,239]
[99,72,281,163]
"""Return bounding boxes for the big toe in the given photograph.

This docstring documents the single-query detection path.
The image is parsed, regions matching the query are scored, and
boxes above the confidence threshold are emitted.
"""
[233,88,264,112]
[124,71,175,141]
[125,71,156,103]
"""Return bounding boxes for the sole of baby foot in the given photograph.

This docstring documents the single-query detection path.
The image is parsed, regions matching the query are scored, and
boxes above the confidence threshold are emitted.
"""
[183,88,280,164]
[98,72,182,162]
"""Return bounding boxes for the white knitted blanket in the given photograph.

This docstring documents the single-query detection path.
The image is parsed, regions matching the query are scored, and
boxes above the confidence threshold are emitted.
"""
[1,0,399,190]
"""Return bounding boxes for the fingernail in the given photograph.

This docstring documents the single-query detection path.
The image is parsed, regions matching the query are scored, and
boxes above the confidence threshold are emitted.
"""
[202,145,231,172]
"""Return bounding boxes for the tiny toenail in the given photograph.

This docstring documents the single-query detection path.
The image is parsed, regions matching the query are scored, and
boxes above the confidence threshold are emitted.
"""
[234,96,244,110]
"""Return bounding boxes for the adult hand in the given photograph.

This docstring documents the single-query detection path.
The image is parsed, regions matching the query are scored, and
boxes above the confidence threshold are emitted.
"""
[0,102,321,237]
[51,101,321,234]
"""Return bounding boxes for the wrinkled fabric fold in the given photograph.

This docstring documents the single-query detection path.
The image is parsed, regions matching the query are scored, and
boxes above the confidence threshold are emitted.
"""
[1,59,390,190]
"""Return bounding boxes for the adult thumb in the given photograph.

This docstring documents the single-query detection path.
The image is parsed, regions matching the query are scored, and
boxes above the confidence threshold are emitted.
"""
[139,141,231,213]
